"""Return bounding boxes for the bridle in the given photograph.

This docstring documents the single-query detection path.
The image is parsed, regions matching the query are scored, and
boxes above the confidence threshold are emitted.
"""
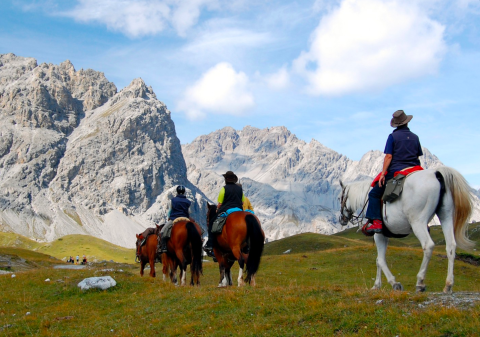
[339,185,369,227]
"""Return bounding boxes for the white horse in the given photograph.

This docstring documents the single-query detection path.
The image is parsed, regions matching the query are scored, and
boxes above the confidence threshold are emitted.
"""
[339,166,474,293]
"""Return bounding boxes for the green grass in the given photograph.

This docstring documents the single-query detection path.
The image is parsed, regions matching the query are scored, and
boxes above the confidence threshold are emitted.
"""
[0,232,134,263]
[1,233,480,336]
[0,225,479,335]
[263,232,368,256]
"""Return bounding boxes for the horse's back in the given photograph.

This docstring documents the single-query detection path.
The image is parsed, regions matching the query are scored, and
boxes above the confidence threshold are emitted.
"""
[403,169,441,199]
[387,169,441,227]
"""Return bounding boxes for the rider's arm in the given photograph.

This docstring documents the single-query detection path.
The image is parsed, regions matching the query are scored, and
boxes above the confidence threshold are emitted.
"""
[379,154,393,187]
[380,134,394,187]
[217,187,225,210]
[167,201,172,219]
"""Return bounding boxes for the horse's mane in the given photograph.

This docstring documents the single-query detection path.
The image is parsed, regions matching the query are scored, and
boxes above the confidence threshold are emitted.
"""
[345,180,371,211]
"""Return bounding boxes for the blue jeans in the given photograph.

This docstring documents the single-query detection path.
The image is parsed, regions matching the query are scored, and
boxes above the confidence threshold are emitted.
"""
[366,172,394,221]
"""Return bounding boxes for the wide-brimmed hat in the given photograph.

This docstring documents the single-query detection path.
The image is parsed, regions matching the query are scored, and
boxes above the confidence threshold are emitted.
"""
[390,110,413,127]
[223,171,238,183]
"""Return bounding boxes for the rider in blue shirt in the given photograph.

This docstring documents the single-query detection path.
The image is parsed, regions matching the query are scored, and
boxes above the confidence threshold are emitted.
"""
[364,110,423,235]
[159,185,192,253]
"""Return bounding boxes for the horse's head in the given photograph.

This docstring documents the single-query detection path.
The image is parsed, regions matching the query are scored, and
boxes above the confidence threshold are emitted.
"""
[206,202,217,228]
[136,233,144,251]
[338,180,353,226]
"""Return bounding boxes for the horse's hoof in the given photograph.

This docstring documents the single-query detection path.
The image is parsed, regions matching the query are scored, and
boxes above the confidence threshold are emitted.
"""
[392,283,404,291]
[416,285,426,293]
[218,284,227,288]
[371,285,380,290]
[443,285,453,294]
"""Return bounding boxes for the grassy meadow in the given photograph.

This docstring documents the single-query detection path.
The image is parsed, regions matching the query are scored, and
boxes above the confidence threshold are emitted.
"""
[0,232,135,263]
[1,225,480,336]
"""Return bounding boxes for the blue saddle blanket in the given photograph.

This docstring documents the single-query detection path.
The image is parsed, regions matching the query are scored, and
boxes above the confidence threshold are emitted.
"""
[218,208,254,217]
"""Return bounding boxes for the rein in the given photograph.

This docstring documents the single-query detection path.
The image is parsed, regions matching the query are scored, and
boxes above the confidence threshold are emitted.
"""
[340,186,369,228]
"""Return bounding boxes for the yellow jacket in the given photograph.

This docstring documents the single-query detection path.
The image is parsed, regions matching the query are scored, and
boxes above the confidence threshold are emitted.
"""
[243,197,254,211]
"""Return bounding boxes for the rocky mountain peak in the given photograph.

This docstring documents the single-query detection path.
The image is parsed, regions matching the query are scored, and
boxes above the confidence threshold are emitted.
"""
[0,54,208,248]
[113,78,157,102]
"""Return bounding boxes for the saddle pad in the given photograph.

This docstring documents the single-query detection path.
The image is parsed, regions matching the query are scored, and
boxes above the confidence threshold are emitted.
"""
[371,165,423,187]
[173,217,190,224]
[222,207,243,217]
[139,227,157,241]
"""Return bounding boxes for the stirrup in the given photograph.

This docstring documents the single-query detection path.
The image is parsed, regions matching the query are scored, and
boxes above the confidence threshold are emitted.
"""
[135,256,140,263]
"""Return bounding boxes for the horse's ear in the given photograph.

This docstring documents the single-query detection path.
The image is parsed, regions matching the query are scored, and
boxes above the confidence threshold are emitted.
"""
[136,234,139,238]
[156,223,160,229]
[339,179,344,188]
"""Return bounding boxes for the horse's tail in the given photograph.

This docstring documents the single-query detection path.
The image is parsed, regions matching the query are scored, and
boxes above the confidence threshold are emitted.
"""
[186,222,203,280]
[245,214,265,284]
[436,166,474,250]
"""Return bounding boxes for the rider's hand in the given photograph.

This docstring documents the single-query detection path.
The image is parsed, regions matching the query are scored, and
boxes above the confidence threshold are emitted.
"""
[379,173,386,187]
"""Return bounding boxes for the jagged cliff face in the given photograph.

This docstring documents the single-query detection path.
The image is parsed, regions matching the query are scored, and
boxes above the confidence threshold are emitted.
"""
[0,54,207,248]
[183,126,480,241]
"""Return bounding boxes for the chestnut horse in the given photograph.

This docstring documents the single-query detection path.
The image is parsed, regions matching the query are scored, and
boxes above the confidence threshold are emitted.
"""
[135,225,162,277]
[161,220,203,286]
[206,203,265,287]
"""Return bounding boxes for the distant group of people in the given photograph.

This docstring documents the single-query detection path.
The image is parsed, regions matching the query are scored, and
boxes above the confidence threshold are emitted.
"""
[66,254,87,265]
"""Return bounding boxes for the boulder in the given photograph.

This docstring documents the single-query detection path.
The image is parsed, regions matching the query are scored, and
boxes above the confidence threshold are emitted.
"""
[77,276,116,290]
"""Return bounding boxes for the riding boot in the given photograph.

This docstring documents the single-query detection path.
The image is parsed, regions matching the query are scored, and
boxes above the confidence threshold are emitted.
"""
[160,236,169,253]
[203,224,215,258]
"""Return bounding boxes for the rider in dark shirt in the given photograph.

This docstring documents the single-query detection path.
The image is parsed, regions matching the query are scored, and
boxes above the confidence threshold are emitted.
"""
[203,171,244,256]
[364,110,423,235]
[159,185,192,253]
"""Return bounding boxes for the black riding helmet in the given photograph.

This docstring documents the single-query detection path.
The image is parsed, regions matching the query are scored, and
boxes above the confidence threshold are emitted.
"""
[176,185,186,195]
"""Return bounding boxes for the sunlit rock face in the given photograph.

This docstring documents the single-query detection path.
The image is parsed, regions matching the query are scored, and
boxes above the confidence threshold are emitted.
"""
[0,54,208,248]
[183,126,480,242]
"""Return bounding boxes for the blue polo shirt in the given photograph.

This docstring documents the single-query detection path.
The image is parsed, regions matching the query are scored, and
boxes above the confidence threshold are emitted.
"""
[384,126,423,173]
[169,195,191,220]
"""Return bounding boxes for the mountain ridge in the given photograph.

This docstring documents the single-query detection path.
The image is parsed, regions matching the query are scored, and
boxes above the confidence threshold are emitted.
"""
[183,125,480,241]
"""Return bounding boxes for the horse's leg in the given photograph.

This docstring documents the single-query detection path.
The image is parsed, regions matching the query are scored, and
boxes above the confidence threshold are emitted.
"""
[225,265,232,286]
[217,255,229,288]
[140,259,146,277]
[373,234,403,290]
[175,249,188,286]
[180,267,187,286]
[231,246,245,287]
[162,254,168,282]
[411,221,435,293]
[237,266,244,287]
[149,256,156,278]
[172,260,179,285]
[437,203,456,293]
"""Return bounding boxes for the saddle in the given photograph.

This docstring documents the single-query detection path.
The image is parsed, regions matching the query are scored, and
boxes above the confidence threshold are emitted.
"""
[211,208,244,234]
[138,225,164,246]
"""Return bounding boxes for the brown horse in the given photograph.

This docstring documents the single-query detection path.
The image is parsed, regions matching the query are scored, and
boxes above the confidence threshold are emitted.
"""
[135,225,162,277]
[206,203,265,287]
[161,220,203,286]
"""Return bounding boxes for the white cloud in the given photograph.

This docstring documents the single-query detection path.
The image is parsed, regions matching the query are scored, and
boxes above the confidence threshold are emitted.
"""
[178,62,254,120]
[178,20,272,65]
[293,0,447,96]
[61,0,217,38]
[264,66,290,90]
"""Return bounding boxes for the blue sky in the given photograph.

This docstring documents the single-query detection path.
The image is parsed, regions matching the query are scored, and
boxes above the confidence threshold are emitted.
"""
[1,0,480,187]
